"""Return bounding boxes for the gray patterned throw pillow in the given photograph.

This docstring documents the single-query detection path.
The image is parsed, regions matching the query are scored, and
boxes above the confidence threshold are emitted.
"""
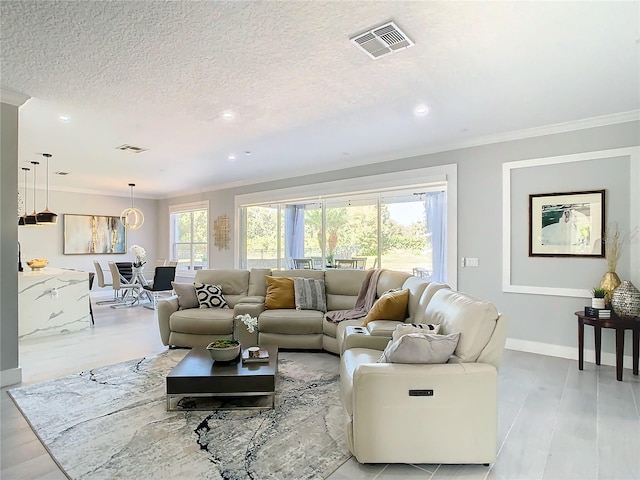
[293,277,327,312]
[194,283,229,309]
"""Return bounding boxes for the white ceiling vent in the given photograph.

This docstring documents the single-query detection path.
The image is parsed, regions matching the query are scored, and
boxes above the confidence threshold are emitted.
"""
[116,144,148,153]
[350,21,414,60]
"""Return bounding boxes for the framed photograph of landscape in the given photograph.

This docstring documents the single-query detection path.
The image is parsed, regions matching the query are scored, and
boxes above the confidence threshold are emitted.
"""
[529,190,605,257]
[63,214,127,254]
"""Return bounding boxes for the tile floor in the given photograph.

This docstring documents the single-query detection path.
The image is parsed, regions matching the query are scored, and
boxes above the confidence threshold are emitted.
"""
[1,301,639,479]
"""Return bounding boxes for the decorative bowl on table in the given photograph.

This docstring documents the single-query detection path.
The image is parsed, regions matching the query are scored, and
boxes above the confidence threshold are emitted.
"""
[206,340,241,361]
[26,258,48,271]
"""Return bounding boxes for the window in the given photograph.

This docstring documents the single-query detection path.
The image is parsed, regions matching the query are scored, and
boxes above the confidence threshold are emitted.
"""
[235,165,457,288]
[170,201,208,273]
[240,190,446,278]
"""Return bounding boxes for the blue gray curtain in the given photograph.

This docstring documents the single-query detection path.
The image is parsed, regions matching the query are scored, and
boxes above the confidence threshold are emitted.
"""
[424,191,446,282]
[284,205,305,268]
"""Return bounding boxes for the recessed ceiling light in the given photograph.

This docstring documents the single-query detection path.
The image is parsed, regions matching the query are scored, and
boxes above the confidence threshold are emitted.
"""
[222,111,235,120]
[228,154,236,161]
[58,114,70,122]
[414,105,429,116]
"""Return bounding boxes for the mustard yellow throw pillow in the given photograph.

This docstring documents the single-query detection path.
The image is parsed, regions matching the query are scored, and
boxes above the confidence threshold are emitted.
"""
[362,289,409,326]
[264,276,296,309]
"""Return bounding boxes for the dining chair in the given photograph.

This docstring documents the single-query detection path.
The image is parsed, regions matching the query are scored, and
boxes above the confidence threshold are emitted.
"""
[88,272,95,325]
[155,258,167,267]
[293,258,314,269]
[108,262,142,308]
[334,259,357,269]
[167,260,179,267]
[115,262,134,282]
[142,266,177,310]
[351,257,367,269]
[93,260,119,305]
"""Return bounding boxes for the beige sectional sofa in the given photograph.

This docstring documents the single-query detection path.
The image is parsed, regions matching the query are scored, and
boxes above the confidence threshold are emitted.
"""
[157,267,431,354]
[157,268,508,466]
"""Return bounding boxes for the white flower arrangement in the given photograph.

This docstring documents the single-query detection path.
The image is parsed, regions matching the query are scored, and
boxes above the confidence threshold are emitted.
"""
[130,244,147,268]
[235,314,258,333]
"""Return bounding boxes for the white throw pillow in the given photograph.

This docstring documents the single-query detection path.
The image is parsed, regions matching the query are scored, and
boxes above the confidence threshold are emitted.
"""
[392,323,440,342]
[194,283,229,309]
[377,332,460,364]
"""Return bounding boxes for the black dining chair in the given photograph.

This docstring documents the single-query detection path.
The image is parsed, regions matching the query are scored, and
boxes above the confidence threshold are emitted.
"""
[143,266,176,310]
[115,262,134,282]
[88,271,95,325]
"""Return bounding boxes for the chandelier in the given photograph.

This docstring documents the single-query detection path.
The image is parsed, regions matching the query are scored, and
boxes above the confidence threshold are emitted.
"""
[120,183,144,230]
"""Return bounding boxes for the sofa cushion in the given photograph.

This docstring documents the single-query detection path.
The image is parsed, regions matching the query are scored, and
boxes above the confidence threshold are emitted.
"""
[325,269,366,311]
[376,270,411,297]
[194,283,229,309]
[391,322,440,342]
[294,277,327,312]
[362,289,409,326]
[265,276,295,309]
[412,282,450,324]
[425,289,499,362]
[171,282,198,310]
[259,309,324,335]
[194,269,250,296]
[169,308,234,334]
[400,277,430,320]
[378,333,460,364]
[248,268,271,296]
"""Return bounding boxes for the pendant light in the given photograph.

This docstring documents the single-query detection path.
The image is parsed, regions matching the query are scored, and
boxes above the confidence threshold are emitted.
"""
[25,161,40,225]
[120,183,144,230]
[36,153,58,224]
[18,167,33,226]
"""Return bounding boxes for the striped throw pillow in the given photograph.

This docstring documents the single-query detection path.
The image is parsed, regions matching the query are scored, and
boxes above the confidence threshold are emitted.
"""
[293,277,327,313]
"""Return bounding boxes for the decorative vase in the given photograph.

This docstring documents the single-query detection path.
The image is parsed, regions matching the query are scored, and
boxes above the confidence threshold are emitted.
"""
[599,271,621,304]
[610,281,640,319]
[591,297,606,309]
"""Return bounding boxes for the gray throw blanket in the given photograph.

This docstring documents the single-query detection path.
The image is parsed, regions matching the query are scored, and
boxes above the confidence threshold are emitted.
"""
[325,268,384,323]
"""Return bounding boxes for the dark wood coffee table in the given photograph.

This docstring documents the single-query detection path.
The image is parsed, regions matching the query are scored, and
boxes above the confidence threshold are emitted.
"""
[166,346,278,411]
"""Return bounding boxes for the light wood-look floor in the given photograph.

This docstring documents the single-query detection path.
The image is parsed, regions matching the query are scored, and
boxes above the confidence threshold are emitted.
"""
[1,302,639,480]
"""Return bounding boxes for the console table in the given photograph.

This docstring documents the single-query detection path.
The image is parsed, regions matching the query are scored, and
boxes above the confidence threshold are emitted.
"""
[575,311,640,381]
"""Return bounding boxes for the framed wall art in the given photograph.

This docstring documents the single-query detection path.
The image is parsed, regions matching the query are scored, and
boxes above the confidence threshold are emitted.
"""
[64,214,127,254]
[529,189,605,257]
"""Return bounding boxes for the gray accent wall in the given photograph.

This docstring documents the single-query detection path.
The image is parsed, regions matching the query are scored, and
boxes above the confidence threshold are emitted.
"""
[1,102,20,385]
[160,120,639,358]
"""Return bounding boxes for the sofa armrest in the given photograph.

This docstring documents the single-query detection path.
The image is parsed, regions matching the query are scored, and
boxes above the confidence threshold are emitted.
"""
[342,334,390,354]
[157,295,179,346]
[349,361,498,464]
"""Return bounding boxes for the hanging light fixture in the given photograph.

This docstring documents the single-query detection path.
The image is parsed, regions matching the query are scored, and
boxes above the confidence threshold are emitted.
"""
[25,161,40,225]
[18,167,34,226]
[36,153,58,224]
[120,183,144,230]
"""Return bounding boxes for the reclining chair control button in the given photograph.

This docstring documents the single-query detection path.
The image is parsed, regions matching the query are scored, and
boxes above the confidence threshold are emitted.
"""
[409,389,433,397]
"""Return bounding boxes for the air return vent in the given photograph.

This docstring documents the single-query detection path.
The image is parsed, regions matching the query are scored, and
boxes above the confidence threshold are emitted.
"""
[116,144,148,153]
[350,21,414,59]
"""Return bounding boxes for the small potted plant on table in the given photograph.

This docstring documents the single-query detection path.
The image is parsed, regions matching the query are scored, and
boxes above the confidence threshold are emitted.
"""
[591,288,607,309]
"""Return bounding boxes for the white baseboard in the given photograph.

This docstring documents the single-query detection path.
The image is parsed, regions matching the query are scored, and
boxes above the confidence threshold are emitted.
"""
[506,338,635,370]
[1,367,22,387]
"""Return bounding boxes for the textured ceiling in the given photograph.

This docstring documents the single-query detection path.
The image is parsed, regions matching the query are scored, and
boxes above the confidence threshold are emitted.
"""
[1,1,639,198]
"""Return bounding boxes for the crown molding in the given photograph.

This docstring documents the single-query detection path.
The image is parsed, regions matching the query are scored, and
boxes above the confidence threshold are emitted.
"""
[1,89,30,107]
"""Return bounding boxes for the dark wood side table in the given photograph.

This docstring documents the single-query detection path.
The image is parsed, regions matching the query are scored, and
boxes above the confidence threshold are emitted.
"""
[575,311,640,381]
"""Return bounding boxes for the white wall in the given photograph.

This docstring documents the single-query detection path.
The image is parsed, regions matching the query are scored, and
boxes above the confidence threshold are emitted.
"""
[159,120,640,360]
[18,190,159,293]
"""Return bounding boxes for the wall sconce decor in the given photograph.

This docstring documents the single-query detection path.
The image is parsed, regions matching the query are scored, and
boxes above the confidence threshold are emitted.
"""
[213,214,230,250]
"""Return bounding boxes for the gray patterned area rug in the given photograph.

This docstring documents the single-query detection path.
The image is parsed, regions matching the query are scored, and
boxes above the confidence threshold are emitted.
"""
[9,350,351,480]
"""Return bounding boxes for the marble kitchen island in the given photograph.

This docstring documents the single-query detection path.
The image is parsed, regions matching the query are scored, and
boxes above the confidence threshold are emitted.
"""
[18,268,91,339]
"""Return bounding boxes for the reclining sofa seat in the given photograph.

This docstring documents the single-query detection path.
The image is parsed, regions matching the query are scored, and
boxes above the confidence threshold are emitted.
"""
[157,269,249,347]
[339,288,508,465]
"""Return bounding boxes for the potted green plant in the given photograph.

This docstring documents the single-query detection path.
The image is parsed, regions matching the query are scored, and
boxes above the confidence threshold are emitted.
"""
[206,339,240,361]
[591,287,607,309]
